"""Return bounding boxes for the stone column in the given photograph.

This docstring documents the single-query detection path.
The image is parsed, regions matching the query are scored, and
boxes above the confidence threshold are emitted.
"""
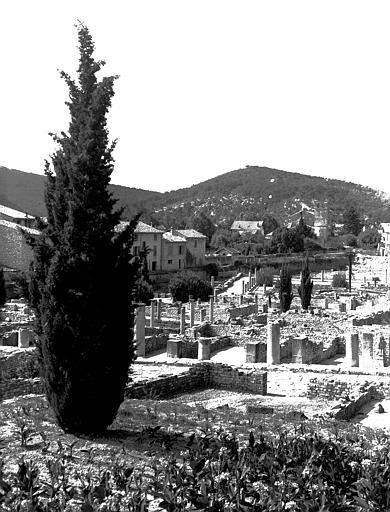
[248,271,252,288]
[338,302,346,313]
[360,331,374,367]
[198,337,211,360]
[211,276,215,288]
[254,293,258,305]
[18,329,31,348]
[156,299,162,321]
[291,335,311,364]
[149,300,155,328]
[209,295,214,324]
[345,332,359,367]
[323,297,329,309]
[135,304,146,357]
[246,341,266,363]
[263,283,267,294]
[242,280,245,295]
[350,297,357,311]
[200,308,206,322]
[239,294,244,305]
[180,306,186,334]
[254,268,258,284]
[267,322,280,364]
[189,299,195,328]
[213,288,218,302]
[321,269,325,282]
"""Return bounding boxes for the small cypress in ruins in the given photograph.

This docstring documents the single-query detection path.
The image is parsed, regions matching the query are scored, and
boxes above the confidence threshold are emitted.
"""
[279,264,293,313]
[28,24,140,434]
[298,256,313,310]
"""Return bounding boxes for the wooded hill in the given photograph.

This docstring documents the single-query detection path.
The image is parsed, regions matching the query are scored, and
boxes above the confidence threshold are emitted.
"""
[1,165,389,227]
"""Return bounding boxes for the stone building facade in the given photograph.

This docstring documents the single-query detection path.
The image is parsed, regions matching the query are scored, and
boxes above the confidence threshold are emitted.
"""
[0,220,39,272]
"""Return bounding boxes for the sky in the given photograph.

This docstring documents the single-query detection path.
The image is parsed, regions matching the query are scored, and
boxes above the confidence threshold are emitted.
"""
[1,1,390,195]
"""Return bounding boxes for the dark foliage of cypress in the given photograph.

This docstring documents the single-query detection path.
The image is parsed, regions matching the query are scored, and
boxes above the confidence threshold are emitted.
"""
[28,24,140,435]
[298,256,313,310]
[169,271,212,303]
[279,264,293,313]
[0,268,6,306]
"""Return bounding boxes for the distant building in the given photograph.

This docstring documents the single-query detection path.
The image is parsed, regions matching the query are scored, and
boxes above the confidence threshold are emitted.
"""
[175,229,207,267]
[115,222,207,272]
[313,202,329,244]
[0,220,39,272]
[379,223,390,256]
[230,220,264,236]
[116,221,164,271]
[0,205,36,228]
[162,231,186,271]
[286,209,315,229]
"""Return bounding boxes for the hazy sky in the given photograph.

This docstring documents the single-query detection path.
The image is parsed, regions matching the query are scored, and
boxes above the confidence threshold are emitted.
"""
[1,1,390,195]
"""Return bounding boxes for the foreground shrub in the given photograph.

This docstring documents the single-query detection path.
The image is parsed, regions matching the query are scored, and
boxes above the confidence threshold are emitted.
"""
[169,271,212,303]
[298,256,313,310]
[279,264,293,312]
[1,427,389,511]
[332,272,348,288]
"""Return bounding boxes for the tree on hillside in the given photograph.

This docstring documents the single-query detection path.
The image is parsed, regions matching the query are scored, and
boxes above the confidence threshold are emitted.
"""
[358,228,381,249]
[0,269,6,306]
[343,205,363,236]
[28,24,140,435]
[190,212,216,243]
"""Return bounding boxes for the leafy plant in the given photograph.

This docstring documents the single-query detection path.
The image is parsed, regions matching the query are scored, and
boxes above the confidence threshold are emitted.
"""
[332,272,348,289]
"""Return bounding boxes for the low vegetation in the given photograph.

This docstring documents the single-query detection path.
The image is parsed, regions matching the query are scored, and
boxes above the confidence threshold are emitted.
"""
[0,393,389,511]
[169,271,212,303]
[332,272,348,289]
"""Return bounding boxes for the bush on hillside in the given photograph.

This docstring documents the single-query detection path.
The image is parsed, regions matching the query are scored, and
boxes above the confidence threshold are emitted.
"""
[332,272,348,288]
[169,271,212,303]
[342,233,358,247]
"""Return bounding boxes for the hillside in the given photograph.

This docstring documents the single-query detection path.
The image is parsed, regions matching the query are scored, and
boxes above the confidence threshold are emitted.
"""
[0,166,162,218]
[1,165,389,227]
[148,166,390,228]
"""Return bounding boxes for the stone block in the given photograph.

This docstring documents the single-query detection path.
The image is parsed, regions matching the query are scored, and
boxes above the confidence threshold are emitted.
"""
[167,337,182,358]
[198,337,212,360]
[246,341,266,363]
[345,332,359,367]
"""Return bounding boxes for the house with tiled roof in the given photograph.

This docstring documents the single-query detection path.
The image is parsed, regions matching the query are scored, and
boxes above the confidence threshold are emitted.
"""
[116,221,164,271]
[0,205,36,228]
[230,220,264,236]
[162,230,187,271]
[379,223,390,256]
[175,229,207,267]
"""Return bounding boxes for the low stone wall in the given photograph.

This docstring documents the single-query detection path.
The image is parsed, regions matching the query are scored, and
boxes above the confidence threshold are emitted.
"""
[144,334,169,355]
[352,310,390,327]
[332,386,375,421]
[306,376,360,399]
[0,347,41,400]
[125,362,267,398]
[229,304,258,320]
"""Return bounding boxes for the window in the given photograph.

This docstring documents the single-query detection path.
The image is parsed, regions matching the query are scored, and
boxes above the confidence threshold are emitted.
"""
[168,245,173,256]
[134,234,138,241]
[179,259,181,269]
[168,259,173,265]
[154,234,158,241]
[134,246,139,256]
[153,245,157,257]
[152,261,157,271]
[194,240,197,248]
[178,245,183,255]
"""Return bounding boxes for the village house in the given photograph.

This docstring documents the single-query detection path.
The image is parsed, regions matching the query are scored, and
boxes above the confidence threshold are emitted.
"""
[230,220,264,236]
[379,223,390,256]
[0,219,39,272]
[0,205,36,228]
[175,229,207,267]
[161,230,186,271]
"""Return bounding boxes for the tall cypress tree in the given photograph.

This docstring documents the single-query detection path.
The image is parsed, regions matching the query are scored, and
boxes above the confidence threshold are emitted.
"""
[29,24,140,434]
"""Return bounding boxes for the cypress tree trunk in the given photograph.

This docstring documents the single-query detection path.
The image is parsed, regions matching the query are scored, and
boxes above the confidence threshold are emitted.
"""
[279,264,293,313]
[298,256,313,310]
[29,25,139,434]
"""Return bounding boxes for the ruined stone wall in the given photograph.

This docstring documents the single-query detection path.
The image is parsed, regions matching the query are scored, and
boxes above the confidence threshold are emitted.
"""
[144,334,169,355]
[229,304,258,320]
[352,310,390,326]
[0,221,38,272]
[125,363,267,398]
[0,347,42,400]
